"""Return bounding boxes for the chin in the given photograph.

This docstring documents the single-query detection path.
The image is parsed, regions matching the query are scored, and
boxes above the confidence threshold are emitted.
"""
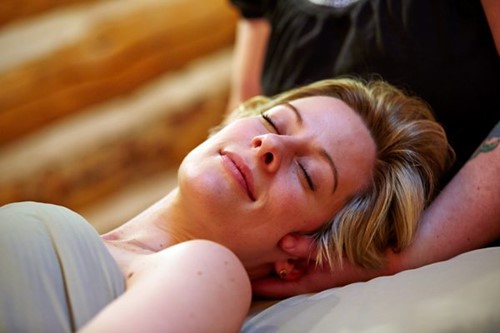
[178,157,239,220]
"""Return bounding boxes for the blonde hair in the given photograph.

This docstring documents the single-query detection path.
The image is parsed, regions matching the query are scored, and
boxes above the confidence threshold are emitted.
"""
[225,77,454,268]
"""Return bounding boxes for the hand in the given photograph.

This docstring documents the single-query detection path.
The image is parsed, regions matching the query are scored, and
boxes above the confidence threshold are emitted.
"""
[252,234,394,299]
[252,260,338,299]
[251,234,339,299]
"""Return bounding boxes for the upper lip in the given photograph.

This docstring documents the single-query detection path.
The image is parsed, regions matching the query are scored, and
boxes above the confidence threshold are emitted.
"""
[220,150,256,201]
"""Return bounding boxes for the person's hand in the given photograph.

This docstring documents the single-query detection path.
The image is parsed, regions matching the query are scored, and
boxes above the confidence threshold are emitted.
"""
[252,234,395,299]
[251,234,340,299]
[252,260,338,299]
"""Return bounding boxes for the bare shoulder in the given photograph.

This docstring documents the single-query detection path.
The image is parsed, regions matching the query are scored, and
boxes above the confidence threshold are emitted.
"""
[81,240,251,332]
[127,240,250,291]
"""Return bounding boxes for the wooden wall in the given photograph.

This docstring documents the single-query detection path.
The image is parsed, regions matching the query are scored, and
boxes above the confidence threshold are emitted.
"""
[0,0,239,231]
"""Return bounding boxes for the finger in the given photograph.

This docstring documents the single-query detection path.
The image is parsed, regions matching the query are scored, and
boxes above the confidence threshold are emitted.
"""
[279,234,318,258]
[251,277,309,299]
[252,262,341,299]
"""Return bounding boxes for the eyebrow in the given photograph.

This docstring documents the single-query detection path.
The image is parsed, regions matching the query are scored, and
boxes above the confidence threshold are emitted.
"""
[283,102,303,124]
[283,102,339,194]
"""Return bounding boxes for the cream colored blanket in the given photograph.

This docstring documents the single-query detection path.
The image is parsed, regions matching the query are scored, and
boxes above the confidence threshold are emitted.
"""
[244,247,500,333]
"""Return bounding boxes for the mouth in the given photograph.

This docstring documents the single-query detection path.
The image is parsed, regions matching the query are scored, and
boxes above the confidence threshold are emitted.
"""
[220,150,256,201]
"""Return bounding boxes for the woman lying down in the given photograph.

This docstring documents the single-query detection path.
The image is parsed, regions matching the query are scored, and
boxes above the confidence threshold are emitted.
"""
[0,77,452,333]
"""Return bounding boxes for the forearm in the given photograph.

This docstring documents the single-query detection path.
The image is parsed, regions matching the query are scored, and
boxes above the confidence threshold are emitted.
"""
[227,18,270,112]
[394,121,500,271]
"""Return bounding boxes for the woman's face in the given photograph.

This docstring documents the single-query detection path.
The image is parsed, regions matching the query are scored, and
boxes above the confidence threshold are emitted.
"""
[177,96,376,279]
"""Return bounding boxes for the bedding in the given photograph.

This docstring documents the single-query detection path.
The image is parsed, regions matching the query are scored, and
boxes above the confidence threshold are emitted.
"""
[0,202,125,333]
[244,247,500,333]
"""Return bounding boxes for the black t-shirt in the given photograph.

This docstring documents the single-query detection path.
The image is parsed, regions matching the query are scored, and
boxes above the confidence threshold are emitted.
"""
[230,0,500,185]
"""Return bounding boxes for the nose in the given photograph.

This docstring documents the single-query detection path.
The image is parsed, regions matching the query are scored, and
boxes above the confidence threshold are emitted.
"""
[252,134,295,173]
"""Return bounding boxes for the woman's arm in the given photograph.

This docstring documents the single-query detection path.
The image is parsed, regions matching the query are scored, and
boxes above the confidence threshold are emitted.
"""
[253,121,500,298]
[226,18,270,113]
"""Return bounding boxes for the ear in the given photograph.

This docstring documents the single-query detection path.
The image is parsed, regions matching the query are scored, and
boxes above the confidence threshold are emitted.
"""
[278,233,318,259]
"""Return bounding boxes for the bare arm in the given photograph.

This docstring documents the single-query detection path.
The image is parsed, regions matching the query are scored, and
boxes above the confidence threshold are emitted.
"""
[253,121,500,298]
[481,0,500,55]
[226,18,270,113]
[395,121,500,271]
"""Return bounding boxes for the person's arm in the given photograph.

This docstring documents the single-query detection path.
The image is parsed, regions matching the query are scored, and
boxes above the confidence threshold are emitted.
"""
[253,121,500,298]
[481,0,500,55]
[226,18,270,113]
[393,121,500,270]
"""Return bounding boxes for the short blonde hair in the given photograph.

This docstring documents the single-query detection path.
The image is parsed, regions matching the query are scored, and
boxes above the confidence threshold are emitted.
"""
[226,77,454,268]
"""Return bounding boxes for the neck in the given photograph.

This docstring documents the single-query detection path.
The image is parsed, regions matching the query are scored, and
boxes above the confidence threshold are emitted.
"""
[102,187,210,252]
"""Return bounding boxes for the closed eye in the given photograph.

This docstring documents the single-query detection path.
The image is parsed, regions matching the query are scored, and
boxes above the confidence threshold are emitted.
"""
[261,113,279,134]
[298,162,315,191]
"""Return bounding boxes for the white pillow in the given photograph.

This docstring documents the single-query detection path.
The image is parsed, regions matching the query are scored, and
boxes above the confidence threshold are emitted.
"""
[243,247,500,333]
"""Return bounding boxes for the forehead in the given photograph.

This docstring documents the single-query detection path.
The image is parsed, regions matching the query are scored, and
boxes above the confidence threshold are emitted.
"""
[271,96,368,138]
[288,96,356,119]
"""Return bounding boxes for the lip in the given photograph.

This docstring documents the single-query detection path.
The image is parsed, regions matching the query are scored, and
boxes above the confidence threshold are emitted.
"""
[220,150,256,201]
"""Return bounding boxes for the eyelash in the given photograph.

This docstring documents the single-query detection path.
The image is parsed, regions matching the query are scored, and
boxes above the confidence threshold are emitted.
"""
[298,162,315,191]
[261,113,279,133]
[261,113,315,191]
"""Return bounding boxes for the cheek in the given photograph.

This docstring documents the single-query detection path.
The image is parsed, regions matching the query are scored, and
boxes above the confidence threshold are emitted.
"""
[271,176,340,233]
[214,118,257,140]
[266,183,323,232]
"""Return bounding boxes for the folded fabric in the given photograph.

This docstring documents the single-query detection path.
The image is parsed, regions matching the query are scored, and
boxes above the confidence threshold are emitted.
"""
[0,202,125,333]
